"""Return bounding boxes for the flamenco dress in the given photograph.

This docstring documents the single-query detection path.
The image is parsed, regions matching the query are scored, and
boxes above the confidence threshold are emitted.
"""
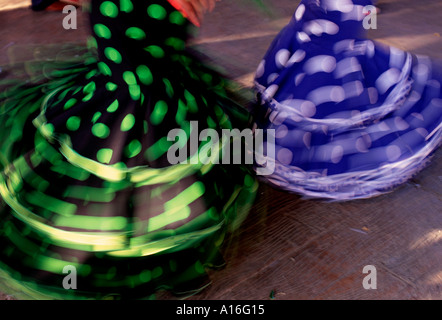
[253,0,442,200]
[0,0,257,299]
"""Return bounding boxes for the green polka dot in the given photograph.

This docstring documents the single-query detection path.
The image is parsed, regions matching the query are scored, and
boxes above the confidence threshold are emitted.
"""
[112,162,127,169]
[123,71,137,85]
[129,85,141,100]
[64,98,77,110]
[244,174,255,187]
[184,90,198,113]
[144,45,164,58]
[136,65,153,85]
[214,105,224,117]
[106,82,118,91]
[79,264,92,277]
[83,81,96,94]
[87,37,98,49]
[92,112,102,124]
[163,78,174,98]
[147,4,166,20]
[175,99,187,124]
[207,116,216,128]
[169,260,177,272]
[150,100,168,125]
[194,261,205,274]
[66,116,81,131]
[106,267,117,280]
[107,99,119,112]
[94,24,112,39]
[208,207,219,220]
[125,27,146,40]
[97,148,113,164]
[120,0,133,13]
[104,47,122,64]
[85,69,98,79]
[165,37,185,51]
[143,120,148,134]
[145,137,170,161]
[120,114,135,131]
[202,73,213,84]
[169,11,185,25]
[42,123,55,136]
[139,270,151,283]
[100,1,119,18]
[82,92,94,102]
[124,139,142,158]
[152,266,163,279]
[98,62,112,76]
[92,123,110,139]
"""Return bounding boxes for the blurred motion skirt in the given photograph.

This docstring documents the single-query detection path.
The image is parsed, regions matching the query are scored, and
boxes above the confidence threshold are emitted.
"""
[253,0,442,200]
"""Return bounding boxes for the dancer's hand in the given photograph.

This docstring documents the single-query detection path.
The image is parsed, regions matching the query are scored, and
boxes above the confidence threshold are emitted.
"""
[167,0,221,27]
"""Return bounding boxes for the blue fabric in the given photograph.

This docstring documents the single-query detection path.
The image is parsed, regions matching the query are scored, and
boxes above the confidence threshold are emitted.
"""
[253,0,442,200]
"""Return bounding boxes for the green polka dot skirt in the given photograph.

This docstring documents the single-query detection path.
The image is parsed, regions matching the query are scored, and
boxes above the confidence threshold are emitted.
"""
[0,0,257,299]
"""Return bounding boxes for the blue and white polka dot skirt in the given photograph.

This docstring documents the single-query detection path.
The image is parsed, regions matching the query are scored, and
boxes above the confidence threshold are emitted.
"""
[253,0,442,200]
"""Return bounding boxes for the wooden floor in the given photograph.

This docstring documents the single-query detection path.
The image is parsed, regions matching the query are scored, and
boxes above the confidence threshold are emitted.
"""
[0,0,441,300]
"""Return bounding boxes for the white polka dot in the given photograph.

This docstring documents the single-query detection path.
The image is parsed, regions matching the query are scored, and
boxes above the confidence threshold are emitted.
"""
[295,4,306,21]
[394,117,409,131]
[334,39,355,54]
[413,64,430,78]
[301,101,316,117]
[303,132,312,149]
[331,145,344,164]
[277,148,293,165]
[267,178,289,188]
[416,128,429,138]
[376,68,401,94]
[304,19,339,36]
[295,73,306,86]
[256,60,265,78]
[330,86,345,102]
[323,0,354,13]
[304,55,336,74]
[273,111,288,125]
[305,21,323,36]
[366,41,375,58]
[355,133,372,153]
[367,87,379,104]
[290,113,302,122]
[386,145,401,162]
[411,112,424,121]
[378,122,390,131]
[275,49,291,68]
[264,84,279,99]
[431,98,442,108]
[276,125,289,138]
[267,73,279,85]
[389,47,405,69]
[427,79,441,89]
[323,56,337,73]
[286,49,306,67]
[408,90,421,102]
[297,32,311,43]
[351,110,361,118]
